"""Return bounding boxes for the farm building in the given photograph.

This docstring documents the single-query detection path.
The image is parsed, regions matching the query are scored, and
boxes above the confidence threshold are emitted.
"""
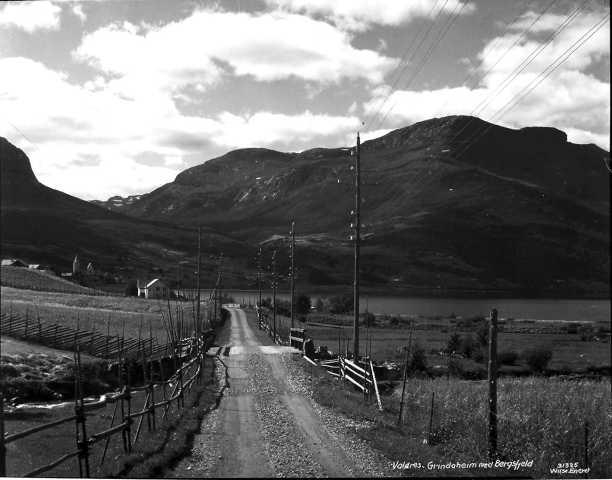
[138,278,170,299]
[1,258,28,267]
[28,264,52,271]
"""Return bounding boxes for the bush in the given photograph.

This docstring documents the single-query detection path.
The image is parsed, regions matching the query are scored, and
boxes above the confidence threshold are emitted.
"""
[458,335,477,358]
[295,294,312,315]
[314,298,324,312]
[523,347,552,373]
[498,350,519,365]
[446,332,461,354]
[409,344,428,372]
[125,280,138,297]
[361,311,375,327]
[328,293,353,314]
[476,322,489,347]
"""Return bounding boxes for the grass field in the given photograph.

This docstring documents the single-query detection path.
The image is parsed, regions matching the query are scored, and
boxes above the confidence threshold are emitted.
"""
[0,266,104,295]
[1,286,209,345]
[289,353,611,478]
[260,309,610,374]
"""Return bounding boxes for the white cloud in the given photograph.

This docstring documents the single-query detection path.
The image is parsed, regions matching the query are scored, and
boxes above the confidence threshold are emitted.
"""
[73,8,396,101]
[364,10,610,149]
[0,57,360,199]
[72,4,86,22]
[0,1,61,32]
[265,0,475,31]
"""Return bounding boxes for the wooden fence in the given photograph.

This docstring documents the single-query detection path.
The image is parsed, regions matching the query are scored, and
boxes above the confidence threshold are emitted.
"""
[0,332,214,477]
[0,312,174,360]
[317,356,382,410]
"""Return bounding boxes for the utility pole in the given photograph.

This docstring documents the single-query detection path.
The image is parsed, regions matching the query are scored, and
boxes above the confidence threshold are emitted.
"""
[196,227,201,338]
[290,220,296,330]
[353,132,361,359]
[488,308,498,460]
[257,247,262,308]
[271,249,277,343]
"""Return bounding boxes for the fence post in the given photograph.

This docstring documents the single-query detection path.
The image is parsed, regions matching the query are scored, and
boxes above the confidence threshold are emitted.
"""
[0,394,6,477]
[427,391,435,444]
[487,308,498,460]
[584,421,589,477]
[74,349,90,477]
[397,344,410,425]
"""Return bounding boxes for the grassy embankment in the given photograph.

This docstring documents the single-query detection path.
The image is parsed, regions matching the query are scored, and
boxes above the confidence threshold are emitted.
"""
[1,266,103,294]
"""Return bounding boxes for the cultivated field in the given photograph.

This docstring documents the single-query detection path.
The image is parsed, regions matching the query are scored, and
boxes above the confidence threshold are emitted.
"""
[1,286,206,344]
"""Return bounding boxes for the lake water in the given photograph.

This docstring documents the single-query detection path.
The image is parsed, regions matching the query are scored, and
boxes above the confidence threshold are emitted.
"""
[201,289,610,323]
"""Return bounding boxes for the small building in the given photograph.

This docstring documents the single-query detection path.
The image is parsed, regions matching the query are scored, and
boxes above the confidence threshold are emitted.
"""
[138,278,170,299]
[1,258,28,267]
[28,264,52,271]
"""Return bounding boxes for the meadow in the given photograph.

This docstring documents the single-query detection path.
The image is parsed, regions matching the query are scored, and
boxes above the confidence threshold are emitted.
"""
[289,354,611,478]
[264,310,610,373]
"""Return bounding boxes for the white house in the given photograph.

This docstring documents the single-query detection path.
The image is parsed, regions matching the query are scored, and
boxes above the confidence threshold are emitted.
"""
[138,278,170,299]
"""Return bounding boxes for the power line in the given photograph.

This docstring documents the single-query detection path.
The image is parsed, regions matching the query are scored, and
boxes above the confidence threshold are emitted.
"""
[434,0,550,118]
[452,12,610,164]
[364,0,444,129]
[447,0,589,156]
[373,0,470,132]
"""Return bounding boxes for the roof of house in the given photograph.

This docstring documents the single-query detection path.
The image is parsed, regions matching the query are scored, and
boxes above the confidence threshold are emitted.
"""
[1,258,27,266]
[146,278,166,288]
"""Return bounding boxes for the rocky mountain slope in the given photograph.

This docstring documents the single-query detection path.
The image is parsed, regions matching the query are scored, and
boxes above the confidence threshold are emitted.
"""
[113,116,610,296]
[0,137,249,282]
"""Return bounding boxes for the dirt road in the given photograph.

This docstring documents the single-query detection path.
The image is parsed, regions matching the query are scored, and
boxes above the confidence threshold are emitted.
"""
[171,307,389,478]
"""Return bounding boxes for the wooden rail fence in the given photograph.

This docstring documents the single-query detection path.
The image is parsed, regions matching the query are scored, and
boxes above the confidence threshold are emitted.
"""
[0,333,214,478]
[0,312,174,360]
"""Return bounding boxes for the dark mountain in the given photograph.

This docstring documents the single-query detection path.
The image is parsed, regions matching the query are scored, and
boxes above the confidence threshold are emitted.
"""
[0,137,249,284]
[115,116,610,296]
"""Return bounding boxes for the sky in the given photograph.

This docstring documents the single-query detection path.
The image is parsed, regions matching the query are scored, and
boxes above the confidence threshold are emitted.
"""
[0,0,609,200]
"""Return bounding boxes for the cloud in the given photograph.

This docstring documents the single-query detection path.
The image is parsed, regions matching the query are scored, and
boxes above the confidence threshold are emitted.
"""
[0,1,61,32]
[73,8,396,101]
[363,9,610,149]
[72,4,86,22]
[0,57,360,199]
[265,0,475,31]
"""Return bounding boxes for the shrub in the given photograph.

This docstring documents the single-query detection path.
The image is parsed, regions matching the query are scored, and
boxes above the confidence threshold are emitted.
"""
[314,298,324,312]
[446,332,461,354]
[458,335,477,358]
[125,280,138,297]
[328,293,353,314]
[498,350,519,365]
[295,295,312,315]
[476,322,489,347]
[409,343,428,372]
[361,311,375,327]
[523,347,552,373]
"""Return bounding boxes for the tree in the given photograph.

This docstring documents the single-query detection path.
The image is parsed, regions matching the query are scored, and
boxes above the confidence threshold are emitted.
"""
[125,280,138,297]
[295,295,312,315]
[328,293,353,314]
[523,347,552,373]
[361,311,375,327]
[409,343,428,372]
[446,332,461,354]
[314,298,324,312]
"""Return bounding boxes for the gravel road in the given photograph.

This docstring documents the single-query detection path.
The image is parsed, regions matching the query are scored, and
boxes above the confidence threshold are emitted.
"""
[170,307,391,478]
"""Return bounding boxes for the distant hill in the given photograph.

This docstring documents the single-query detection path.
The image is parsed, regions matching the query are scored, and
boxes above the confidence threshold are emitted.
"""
[0,137,250,286]
[113,116,610,296]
